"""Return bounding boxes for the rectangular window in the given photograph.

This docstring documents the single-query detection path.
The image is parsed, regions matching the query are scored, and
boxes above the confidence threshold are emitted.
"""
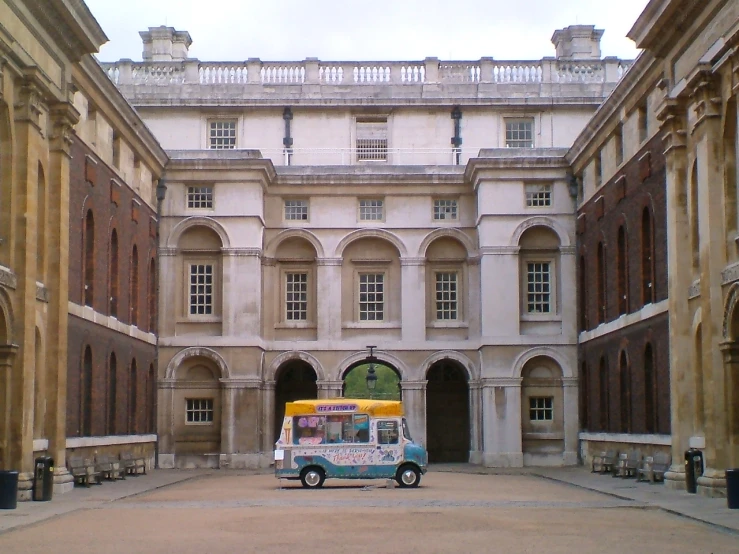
[285,272,308,321]
[284,199,308,221]
[359,199,384,221]
[189,264,213,315]
[526,262,551,313]
[187,186,213,209]
[435,272,458,320]
[525,184,552,207]
[186,398,214,424]
[505,118,534,148]
[529,397,554,421]
[209,120,237,150]
[359,273,384,321]
[356,119,387,162]
[433,199,458,221]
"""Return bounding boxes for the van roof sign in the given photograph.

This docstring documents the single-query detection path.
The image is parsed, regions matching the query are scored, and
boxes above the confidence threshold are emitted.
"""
[284,399,404,417]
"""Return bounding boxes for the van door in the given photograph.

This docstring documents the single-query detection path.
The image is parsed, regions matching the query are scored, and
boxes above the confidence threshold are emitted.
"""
[374,419,402,470]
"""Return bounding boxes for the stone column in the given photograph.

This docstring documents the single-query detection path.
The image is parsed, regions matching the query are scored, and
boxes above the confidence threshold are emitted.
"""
[317,258,342,341]
[317,380,343,399]
[482,378,523,467]
[401,258,425,342]
[401,380,427,447]
[560,246,578,342]
[467,257,482,338]
[157,379,176,468]
[47,102,78,494]
[468,379,483,464]
[692,72,730,496]
[562,377,579,465]
[220,381,236,461]
[479,247,520,337]
[261,380,275,453]
[657,98,691,489]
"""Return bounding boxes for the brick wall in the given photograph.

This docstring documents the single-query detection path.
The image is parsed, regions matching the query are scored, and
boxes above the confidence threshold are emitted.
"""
[577,134,670,435]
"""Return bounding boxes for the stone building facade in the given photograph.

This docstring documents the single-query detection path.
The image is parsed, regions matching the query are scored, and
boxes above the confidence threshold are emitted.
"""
[103,25,630,469]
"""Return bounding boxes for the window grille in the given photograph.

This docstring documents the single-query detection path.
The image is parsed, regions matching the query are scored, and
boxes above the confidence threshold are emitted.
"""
[505,119,534,148]
[286,273,308,320]
[525,184,552,207]
[187,186,213,209]
[529,397,554,421]
[433,199,458,220]
[189,264,213,315]
[356,120,387,161]
[526,262,551,313]
[359,199,384,221]
[435,272,458,320]
[209,120,236,149]
[186,398,214,423]
[359,273,384,321]
[284,200,308,220]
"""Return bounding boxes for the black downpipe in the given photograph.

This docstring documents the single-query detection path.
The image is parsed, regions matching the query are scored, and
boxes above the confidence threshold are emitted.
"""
[283,107,293,165]
[451,106,462,165]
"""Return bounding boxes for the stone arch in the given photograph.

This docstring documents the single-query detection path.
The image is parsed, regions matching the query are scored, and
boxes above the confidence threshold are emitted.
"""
[509,216,570,248]
[418,228,476,258]
[0,287,14,344]
[723,283,739,339]
[334,228,408,258]
[166,216,231,249]
[420,350,477,381]
[267,350,325,381]
[165,347,231,380]
[264,228,325,258]
[511,347,573,379]
[335,350,410,382]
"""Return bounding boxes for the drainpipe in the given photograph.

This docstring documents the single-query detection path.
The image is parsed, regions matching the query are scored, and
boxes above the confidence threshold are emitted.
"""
[283,107,293,166]
[154,177,167,469]
[451,106,462,165]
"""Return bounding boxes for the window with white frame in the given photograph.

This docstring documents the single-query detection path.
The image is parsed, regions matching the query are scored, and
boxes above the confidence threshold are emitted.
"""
[359,199,384,221]
[186,398,214,424]
[525,184,552,207]
[433,199,458,221]
[526,262,551,313]
[189,264,213,315]
[356,119,387,161]
[187,186,213,209]
[284,199,308,221]
[529,397,554,421]
[359,273,384,321]
[285,272,308,321]
[435,272,458,320]
[505,118,534,148]
[208,120,237,149]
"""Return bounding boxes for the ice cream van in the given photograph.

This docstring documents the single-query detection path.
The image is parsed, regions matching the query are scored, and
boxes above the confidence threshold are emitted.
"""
[274,399,428,488]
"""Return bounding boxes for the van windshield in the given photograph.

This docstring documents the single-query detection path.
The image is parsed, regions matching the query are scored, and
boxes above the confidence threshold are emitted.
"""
[402,418,413,441]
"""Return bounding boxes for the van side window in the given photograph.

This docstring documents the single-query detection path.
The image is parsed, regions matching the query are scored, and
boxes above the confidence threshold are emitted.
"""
[294,416,326,445]
[353,414,370,443]
[377,420,399,444]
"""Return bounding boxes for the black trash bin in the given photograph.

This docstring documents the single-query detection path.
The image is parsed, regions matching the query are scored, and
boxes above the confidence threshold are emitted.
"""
[0,470,18,510]
[33,456,54,502]
[684,448,704,494]
[727,469,739,510]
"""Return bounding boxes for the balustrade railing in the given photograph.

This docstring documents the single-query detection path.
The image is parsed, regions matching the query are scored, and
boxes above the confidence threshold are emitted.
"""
[102,57,632,87]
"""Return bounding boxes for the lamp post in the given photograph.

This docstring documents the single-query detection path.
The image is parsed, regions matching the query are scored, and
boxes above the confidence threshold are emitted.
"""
[365,345,378,399]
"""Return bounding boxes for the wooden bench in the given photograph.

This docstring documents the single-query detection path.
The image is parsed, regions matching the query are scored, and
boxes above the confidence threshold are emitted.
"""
[120,452,147,476]
[637,452,671,483]
[591,450,618,474]
[68,456,101,487]
[95,454,126,481]
[615,450,641,478]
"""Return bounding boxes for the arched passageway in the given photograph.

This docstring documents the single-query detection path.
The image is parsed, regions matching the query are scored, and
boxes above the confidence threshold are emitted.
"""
[426,360,469,463]
[342,361,401,400]
[274,361,318,442]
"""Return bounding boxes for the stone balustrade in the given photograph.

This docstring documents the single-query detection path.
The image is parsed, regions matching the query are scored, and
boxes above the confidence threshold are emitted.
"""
[103,56,631,87]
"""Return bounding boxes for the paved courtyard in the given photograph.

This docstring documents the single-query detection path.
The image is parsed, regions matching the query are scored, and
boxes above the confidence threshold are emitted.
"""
[0,469,737,553]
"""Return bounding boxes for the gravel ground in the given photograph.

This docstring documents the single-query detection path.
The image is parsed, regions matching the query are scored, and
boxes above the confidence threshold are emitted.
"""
[0,472,736,554]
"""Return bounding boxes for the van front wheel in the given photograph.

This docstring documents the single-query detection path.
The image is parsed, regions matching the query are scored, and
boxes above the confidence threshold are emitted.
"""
[396,465,421,488]
[300,467,325,489]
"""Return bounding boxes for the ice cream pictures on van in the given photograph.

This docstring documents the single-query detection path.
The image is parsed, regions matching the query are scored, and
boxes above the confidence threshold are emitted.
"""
[274,399,428,488]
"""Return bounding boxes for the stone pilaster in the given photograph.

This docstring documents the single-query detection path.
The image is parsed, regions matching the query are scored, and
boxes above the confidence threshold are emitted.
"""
[223,248,262,337]
[479,247,520,337]
[317,379,343,399]
[316,258,342,341]
[157,378,176,468]
[400,258,425,341]
[400,380,427,447]
[468,379,483,463]
[562,377,579,465]
[482,377,523,467]
[261,380,275,453]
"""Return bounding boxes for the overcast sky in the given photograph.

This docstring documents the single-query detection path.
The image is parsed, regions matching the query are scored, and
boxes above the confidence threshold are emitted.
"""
[84,0,650,63]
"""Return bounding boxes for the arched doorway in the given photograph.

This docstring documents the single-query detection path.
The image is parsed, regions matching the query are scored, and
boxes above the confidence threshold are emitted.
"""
[274,361,318,442]
[426,360,469,463]
[342,361,401,401]
[520,356,564,465]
